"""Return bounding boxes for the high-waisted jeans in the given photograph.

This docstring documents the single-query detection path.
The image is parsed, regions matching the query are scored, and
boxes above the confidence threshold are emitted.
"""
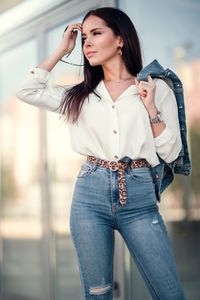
[70,161,186,300]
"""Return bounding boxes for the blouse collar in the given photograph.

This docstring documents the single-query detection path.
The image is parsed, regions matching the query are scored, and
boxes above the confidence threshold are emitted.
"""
[94,80,138,103]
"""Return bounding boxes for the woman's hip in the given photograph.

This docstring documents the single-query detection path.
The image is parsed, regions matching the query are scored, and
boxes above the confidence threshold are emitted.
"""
[71,162,158,220]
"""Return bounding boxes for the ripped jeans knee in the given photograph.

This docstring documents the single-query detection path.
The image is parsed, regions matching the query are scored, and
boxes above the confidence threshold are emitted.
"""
[89,284,112,296]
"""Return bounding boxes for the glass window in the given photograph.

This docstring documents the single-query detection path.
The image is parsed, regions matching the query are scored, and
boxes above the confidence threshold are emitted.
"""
[0,40,45,298]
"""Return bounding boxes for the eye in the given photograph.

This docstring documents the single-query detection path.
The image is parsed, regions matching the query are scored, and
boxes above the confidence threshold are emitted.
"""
[82,32,101,43]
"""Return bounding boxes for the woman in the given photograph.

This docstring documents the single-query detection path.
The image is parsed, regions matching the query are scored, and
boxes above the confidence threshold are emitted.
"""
[16,7,186,300]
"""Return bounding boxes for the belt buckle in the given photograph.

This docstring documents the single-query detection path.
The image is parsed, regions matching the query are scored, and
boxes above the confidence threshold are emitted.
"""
[108,161,119,171]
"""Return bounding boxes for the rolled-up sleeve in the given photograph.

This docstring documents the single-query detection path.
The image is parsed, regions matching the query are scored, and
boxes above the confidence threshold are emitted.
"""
[154,79,182,163]
[16,67,69,113]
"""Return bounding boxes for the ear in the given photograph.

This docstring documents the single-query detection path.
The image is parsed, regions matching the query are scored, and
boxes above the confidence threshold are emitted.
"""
[117,36,124,48]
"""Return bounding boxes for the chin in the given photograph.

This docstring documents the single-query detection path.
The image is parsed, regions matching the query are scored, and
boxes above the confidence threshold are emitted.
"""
[88,61,100,66]
[88,59,104,67]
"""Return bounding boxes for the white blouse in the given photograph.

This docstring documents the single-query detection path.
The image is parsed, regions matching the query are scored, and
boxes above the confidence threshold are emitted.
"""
[16,67,182,167]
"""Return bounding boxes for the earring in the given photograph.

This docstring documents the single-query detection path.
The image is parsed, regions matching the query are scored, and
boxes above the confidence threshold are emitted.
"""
[117,46,122,56]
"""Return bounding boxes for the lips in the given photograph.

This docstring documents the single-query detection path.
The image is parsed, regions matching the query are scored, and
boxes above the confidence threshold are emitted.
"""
[86,51,97,57]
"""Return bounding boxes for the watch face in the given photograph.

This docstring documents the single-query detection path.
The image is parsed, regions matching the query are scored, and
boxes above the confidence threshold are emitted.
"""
[150,112,162,123]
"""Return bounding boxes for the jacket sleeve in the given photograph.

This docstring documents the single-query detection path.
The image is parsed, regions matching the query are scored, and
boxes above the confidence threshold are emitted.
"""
[153,79,182,163]
[16,67,70,113]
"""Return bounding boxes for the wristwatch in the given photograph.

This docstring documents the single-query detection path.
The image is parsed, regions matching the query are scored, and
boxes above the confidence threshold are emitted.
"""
[149,111,163,124]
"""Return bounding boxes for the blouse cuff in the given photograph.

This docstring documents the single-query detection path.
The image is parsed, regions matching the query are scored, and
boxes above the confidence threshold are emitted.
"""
[154,123,176,147]
[28,67,50,84]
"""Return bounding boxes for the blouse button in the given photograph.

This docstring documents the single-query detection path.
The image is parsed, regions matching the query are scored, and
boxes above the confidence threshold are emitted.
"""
[113,130,117,134]
[114,155,119,159]
[112,105,115,109]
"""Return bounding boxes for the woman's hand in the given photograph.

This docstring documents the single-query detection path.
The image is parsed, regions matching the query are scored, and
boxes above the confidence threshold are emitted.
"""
[58,23,82,55]
[135,75,157,111]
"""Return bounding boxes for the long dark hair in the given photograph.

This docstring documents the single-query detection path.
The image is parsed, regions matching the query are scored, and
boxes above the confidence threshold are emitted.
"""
[59,7,143,123]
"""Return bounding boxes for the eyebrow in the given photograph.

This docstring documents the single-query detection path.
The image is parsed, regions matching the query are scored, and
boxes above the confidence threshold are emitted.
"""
[82,27,103,36]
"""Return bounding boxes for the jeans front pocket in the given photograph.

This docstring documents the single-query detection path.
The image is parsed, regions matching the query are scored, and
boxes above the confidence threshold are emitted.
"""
[129,167,153,184]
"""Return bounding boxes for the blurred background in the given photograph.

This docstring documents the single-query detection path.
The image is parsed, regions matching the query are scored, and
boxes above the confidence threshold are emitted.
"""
[0,0,199,299]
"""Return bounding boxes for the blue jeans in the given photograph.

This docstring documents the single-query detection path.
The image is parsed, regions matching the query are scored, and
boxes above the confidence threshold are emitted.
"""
[70,161,186,300]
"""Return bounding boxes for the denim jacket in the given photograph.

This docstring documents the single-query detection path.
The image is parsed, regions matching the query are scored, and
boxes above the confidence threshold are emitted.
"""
[137,59,192,201]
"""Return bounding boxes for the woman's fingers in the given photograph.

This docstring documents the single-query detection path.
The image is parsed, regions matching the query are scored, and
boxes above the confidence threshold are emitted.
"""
[137,76,155,91]
[59,23,83,54]
[66,23,82,33]
[148,75,154,83]
[63,23,82,38]
[136,80,147,97]
[136,75,155,99]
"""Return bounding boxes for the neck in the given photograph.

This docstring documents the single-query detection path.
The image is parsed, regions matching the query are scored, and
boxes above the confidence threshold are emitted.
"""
[102,57,133,82]
[104,76,133,83]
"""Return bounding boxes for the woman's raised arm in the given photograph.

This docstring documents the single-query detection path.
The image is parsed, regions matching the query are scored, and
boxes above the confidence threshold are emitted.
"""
[16,23,82,112]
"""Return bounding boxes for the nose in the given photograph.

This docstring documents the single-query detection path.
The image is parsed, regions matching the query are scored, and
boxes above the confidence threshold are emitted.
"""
[83,37,92,48]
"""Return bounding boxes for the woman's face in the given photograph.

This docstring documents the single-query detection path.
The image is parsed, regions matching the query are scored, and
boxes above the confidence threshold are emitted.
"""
[82,15,122,66]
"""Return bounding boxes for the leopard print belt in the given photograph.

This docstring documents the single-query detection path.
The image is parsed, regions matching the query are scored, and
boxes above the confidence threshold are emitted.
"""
[87,156,151,206]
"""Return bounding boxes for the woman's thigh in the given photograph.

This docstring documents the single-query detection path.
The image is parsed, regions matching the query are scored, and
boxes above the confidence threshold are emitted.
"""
[70,164,115,299]
[118,198,185,299]
[117,168,185,299]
